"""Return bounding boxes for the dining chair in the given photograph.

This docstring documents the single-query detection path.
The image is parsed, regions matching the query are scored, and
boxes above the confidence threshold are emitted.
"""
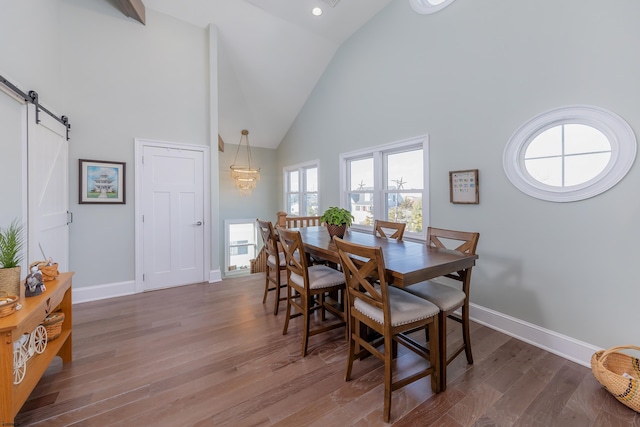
[256,219,288,315]
[334,237,440,423]
[278,227,347,357]
[403,227,479,390]
[276,211,323,228]
[373,219,406,241]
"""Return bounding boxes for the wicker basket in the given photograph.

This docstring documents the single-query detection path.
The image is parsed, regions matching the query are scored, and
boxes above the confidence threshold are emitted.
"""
[591,345,640,413]
[42,311,65,341]
[0,291,19,318]
[30,261,59,282]
[0,266,21,296]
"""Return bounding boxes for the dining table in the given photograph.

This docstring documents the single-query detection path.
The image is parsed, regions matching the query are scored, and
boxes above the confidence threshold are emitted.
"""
[291,225,479,392]
[292,226,478,287]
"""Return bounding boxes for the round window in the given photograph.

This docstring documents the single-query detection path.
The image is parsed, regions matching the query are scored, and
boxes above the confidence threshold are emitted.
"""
[503,105,636,202]
[409,0,456,14]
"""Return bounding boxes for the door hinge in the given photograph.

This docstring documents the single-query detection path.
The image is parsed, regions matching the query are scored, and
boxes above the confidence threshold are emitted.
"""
[142,274,145,281]
[67,211,73,225]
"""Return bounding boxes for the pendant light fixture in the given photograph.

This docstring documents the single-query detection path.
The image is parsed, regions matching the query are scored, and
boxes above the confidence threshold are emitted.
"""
[230,129,260,195]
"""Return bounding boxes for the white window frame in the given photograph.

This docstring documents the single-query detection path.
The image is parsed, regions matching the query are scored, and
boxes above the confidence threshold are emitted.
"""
[409,0,456,14]
[224,218,258,276]
[283,160,320,216]
[340,135,429,240]
[503,105,637,202]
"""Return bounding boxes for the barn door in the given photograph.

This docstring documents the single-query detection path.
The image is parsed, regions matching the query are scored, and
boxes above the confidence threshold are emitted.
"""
[27,103,69,271]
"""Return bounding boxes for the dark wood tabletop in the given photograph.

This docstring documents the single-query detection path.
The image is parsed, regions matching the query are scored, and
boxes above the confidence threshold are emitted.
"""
[293,226,478,287]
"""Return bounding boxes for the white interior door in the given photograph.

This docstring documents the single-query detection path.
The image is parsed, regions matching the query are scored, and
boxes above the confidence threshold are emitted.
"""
[27,104,69,271]
[142,145,205,291]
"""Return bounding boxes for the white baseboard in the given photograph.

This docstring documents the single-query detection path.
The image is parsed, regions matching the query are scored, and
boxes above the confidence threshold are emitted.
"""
[209,269,222,283]
[469,303,599,368]
[73,280,136,304]
[74,271,223,305]
[71,277,599,367]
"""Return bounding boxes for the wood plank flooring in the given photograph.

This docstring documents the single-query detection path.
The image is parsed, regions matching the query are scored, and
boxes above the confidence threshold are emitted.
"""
[15,274,640,426]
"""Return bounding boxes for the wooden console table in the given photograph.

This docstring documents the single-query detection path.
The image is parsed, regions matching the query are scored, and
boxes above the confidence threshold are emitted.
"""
[0,271,73,425]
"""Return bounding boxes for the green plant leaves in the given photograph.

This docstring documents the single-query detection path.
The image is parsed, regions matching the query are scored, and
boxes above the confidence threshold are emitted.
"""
[0,219,25,268]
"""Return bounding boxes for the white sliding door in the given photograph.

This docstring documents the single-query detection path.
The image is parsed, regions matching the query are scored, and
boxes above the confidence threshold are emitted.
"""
[27,104,69,271]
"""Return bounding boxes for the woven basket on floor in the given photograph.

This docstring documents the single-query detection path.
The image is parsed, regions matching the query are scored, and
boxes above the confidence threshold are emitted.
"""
[42,311,65,341]
[591,345,640,413]
[0,291,19,318]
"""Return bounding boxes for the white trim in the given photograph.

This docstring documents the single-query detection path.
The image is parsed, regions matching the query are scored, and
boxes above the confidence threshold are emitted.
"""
[283,159,320,215]
[409,0,456,15]
[503,105,637,202]
[339,134,429,240]
[209,269,222,283]
[223,218,258,276]
[469,303,599,367]
[73,280,136,304]
[134,138,211,294]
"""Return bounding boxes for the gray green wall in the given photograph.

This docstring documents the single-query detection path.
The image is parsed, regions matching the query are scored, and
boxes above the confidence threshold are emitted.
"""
[277,0,640,349]
[2,0,638,351]
[0,0,214,287]
[218,142,279,276]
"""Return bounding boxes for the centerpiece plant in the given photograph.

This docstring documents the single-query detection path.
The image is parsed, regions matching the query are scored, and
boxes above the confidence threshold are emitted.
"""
[320,207,354,239]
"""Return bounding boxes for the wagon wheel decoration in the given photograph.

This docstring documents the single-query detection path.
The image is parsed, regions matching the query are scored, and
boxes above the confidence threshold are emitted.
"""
[13,346,27,385]
[33,325,48,354]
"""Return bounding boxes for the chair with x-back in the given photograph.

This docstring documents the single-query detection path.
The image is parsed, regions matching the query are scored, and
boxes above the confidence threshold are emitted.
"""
[403,226,479,390]
[278,227,347,357]
[334,237,440,423]
[373,219,406,241]
[256,219,288,315]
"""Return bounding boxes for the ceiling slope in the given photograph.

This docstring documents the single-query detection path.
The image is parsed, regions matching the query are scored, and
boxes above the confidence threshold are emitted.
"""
[142,0,393,148]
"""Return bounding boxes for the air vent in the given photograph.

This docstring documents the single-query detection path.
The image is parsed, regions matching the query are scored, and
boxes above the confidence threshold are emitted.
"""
[321,0,340,7]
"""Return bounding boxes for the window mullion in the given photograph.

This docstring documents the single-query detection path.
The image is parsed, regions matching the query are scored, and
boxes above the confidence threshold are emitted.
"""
[374,151,384,220]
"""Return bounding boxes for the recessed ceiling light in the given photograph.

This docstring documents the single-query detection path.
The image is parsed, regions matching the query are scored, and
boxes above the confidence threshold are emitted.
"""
[311,7,323,16]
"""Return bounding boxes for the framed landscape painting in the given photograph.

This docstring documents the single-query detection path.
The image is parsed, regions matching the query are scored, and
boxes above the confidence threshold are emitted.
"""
[79,159,126,204]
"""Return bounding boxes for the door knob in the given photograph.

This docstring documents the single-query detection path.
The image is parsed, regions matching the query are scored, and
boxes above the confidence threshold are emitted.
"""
[194,221,203,226]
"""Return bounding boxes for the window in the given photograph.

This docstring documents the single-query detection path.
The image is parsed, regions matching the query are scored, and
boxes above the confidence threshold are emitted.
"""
[409,0,456,14]
[224,219,257,275]
[341,136,428,239]
[284,161,319,216]
[503,105,637,202]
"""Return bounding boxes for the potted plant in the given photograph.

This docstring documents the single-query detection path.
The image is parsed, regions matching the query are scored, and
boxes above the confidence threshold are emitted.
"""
[320,206,354,239]
[0,219,25,297]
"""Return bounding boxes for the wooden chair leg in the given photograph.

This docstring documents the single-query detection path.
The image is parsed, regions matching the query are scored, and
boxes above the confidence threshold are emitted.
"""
[461,305,473,364]
[438,311,447,391]
[282,286,292,335]
[429,317,440,393]
[383,333,393,423]
[262,266,270,304]
[345,318,356,381]
[273,269,282,316]
[302,294,310,356]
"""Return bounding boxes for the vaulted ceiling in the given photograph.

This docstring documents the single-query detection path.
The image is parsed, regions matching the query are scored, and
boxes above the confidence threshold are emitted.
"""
[123,0,394,149]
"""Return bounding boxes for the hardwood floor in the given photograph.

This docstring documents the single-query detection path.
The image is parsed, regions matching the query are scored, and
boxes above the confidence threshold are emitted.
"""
[16,274,640,426]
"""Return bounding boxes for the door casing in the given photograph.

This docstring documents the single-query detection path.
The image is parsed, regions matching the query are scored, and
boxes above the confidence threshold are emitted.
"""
[134,138,211,293]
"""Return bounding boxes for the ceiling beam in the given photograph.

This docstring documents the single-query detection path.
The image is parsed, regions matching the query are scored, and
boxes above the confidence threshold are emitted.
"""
[115,0,146,25]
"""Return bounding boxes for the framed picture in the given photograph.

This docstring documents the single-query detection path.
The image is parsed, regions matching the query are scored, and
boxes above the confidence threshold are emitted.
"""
[449,169,479,204]
[79,159,126,204]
